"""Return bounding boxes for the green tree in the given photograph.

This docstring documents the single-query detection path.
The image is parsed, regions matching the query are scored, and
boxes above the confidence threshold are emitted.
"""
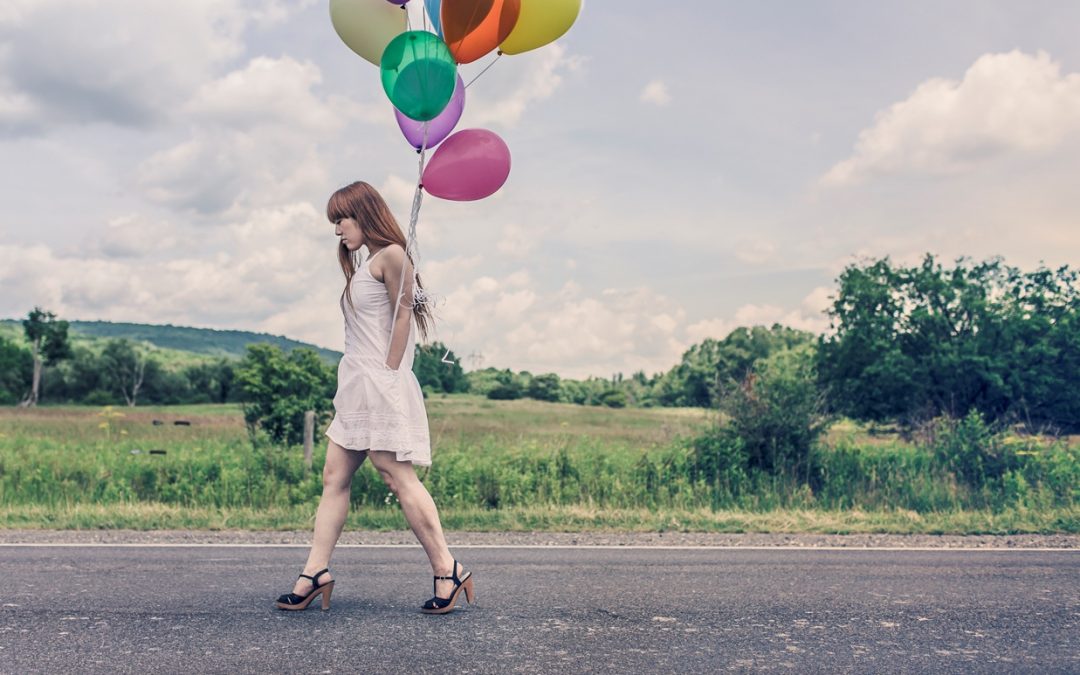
[526,373,562,402]
[235,345,335,445]
[0,336,33,405]
[486,369,523,400]
[465,367,502,396]
[100,339,153,406]
[413,342,469,393]
[139,361,193,405]
[598,388,627,408]
[624,370,658,407]
[58,345,110,403]
[819,255,1080,430]
[20,307,71,406]
[181,359,236,403]
[654,324,815,408]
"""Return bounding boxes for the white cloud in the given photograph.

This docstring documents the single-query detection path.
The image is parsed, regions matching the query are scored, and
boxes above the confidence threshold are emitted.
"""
[0,0,323,135]
[137,56,347,216]
[246,0,320,28]
[823,50,1080,186]
[427,272,831,378]
[420,254,482,292]
[734,237,776,264]
[0,201,344,346]
[639,79,671,106]
[426,275,686,377]
[186,56,342,133]
[469,43,584,128]
[496,222,535,258]
[801,285,834,317]
[137,132,251,214]
[380,174,419,215]
[375,173,451,255]
[685,288,832,346]
[93,214,179,259]
[0,0,247,132]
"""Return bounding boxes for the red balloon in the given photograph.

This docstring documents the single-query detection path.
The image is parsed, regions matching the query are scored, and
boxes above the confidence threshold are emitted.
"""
[441,0,520,64]
[422,129,511,201]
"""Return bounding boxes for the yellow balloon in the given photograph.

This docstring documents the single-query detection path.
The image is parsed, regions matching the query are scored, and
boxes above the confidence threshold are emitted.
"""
[498,0,581,55]
[329,0,407,67]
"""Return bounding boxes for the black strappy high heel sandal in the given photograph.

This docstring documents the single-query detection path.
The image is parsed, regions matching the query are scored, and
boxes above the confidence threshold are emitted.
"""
[276,568,334,611]
[421,559,474,615]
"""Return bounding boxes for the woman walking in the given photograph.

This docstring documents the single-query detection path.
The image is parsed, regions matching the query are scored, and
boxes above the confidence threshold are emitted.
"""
[275,181,473,614]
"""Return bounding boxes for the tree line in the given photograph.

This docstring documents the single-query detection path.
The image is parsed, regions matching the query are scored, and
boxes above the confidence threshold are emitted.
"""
[4,254,1077,435]
[0,312,238,407]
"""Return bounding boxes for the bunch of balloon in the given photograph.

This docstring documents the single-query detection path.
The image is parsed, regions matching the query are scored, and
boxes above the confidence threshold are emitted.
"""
[329,0,582,202]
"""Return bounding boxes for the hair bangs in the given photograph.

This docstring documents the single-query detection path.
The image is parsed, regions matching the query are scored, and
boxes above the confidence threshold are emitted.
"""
[326,188,354,223]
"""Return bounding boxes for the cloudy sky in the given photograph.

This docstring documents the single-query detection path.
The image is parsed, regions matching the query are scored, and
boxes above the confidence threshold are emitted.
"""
[2,1,1079,378]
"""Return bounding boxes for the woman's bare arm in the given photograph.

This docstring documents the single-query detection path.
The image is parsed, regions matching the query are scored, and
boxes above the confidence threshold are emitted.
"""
[377,244,415,371]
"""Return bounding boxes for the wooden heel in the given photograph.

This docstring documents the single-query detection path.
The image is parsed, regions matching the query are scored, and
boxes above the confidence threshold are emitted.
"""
[461,576,475,604]
[320,582,334,610]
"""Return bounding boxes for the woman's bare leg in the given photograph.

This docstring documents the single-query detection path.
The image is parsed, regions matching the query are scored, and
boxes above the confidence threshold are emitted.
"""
[366,451,459,598]
[293,440,367,594]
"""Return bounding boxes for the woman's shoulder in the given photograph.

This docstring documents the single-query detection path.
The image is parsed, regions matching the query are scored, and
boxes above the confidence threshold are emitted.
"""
[377,243,406,260]
[371,243,408,276]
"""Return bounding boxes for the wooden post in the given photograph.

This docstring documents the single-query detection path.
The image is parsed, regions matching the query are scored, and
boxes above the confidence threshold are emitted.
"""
[303,410,315,470]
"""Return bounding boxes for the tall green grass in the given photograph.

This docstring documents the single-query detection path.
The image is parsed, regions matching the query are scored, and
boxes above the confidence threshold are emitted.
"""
[0,399,1076,532]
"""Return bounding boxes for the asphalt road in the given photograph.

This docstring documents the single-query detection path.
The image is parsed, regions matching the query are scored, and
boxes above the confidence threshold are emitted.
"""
[1,546,1077,674]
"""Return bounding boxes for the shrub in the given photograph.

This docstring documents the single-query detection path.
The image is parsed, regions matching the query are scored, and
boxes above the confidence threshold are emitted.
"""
[486,370,523,400]
[690,425,748,497]
[598,389,627,408]
[527,373,562,402]
[922,410,1019,490]
[235,345,335,446]
[718,344,831,482]
[84,389,118,406]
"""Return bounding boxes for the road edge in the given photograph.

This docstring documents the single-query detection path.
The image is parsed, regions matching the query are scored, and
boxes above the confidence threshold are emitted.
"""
[1,529,1078,549]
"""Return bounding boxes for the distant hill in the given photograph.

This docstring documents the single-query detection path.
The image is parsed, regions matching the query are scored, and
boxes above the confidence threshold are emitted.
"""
[0,319,342,363]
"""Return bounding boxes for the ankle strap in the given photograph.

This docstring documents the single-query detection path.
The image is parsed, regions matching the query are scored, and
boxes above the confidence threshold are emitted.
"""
[433,560,461,583]
[299,568,330,586]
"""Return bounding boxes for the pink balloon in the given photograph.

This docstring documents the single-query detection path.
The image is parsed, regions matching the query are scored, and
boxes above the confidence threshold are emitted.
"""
[422,129,511,201]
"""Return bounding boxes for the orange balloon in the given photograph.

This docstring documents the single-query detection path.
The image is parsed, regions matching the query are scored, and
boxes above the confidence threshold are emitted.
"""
[441,0,520,64]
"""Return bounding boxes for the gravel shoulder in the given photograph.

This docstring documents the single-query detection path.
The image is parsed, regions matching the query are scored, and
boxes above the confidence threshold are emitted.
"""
[1,528,1077,548]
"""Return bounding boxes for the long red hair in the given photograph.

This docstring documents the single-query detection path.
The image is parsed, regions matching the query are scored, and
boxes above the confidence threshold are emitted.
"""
[327,181,432,341]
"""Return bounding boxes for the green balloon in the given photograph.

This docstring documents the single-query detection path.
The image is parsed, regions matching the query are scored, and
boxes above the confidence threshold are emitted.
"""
[380,31,457,122]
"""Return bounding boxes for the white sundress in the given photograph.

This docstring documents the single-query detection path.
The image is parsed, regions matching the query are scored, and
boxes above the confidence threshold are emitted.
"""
[324,247,432,465]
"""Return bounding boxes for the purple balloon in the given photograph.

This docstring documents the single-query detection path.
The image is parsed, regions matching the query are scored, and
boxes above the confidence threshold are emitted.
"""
[395,74,465,150]
[422,129,511,201]
[386,0,409,5]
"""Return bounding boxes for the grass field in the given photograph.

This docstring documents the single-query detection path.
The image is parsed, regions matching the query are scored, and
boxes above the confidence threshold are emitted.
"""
[1,397,1076,533]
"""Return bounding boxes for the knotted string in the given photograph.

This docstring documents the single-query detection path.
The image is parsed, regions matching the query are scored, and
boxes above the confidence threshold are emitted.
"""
[384,122,443,365]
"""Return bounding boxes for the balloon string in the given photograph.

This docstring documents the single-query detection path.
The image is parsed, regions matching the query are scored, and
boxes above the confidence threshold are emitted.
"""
[385,122,430,364]
[465,52,502,89]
